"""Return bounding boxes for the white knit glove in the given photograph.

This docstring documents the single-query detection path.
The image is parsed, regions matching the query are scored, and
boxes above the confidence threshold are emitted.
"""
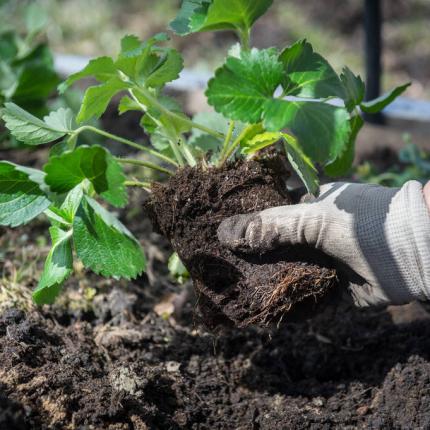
[218,181,430,306]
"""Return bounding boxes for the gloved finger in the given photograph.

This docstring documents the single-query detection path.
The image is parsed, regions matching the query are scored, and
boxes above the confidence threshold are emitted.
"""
[218,201,322,253]
[217,214,261,252]
[348,281,391,307]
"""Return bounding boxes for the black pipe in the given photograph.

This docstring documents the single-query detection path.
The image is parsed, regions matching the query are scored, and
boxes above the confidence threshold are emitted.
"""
[364,0,384,124]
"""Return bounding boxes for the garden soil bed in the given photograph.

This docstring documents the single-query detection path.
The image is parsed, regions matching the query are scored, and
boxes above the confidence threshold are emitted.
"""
[2,297,430,429]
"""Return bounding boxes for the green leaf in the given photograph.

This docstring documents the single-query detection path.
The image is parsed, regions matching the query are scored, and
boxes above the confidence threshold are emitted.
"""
[13,64,59,102]
[44,145,127,208]
[73,196,145,279]
[263,99,351,164]
[141,95,191,138]
[60,185,84,223]
[115,33,177,88]
[324,114,364,176]
[206,48,283,123]
[1,103,73,145]
[240,131,281,155]
[118,95,141,114]
[0,161,50,227]
[360,83,411,114]
[25,3,48,36]
[33,227,73,305]
[76,77,127,123]
[170,0,273,35]
[187,111,232,157]
[141,48,183,88]
[58,56,118,93]
[168,252,189,284]
[279,39,344,99]
[340,66,365,112]
[282,133,319,194]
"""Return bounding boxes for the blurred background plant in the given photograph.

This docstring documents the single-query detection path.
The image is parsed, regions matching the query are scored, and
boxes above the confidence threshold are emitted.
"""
[356,134,430,187]
[1,0,429,97]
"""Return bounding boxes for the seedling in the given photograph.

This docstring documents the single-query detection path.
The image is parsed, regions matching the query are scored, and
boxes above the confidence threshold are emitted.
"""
[0,0,408,305]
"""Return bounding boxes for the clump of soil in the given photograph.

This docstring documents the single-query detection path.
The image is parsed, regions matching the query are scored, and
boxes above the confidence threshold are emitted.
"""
[147,158,338,328]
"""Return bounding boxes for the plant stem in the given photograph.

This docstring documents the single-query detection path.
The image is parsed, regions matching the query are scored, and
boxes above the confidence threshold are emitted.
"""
[179,135,198,166]
[116,157,174,175]
[136,87,225,140]
[222,121,235,153]
[74,125,178,167]
[218,125,254,166]
[124,180,152,190]
[239,28,251,52]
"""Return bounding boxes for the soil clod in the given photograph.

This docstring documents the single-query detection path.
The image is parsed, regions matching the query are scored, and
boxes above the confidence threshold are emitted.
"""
[148,159,339,328]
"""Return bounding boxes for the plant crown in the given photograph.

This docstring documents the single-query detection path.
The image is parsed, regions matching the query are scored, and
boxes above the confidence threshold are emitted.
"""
[0,0,409,304]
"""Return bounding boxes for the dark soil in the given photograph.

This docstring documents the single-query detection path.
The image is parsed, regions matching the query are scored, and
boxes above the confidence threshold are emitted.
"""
[2,298,430,429]
[147,158,338,328]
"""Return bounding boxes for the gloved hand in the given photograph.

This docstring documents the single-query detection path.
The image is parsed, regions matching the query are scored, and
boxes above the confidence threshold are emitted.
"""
[218,181,430,306]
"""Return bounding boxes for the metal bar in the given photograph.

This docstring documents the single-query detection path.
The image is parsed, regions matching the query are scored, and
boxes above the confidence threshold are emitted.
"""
[364,0,384,124]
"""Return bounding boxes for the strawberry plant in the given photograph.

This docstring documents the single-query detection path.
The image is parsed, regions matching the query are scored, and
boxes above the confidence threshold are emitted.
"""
[0,0,408,306]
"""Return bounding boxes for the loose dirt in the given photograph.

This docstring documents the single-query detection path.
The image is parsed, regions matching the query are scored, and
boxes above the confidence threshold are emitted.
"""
[2,298,430,429]
[147,158,338,328]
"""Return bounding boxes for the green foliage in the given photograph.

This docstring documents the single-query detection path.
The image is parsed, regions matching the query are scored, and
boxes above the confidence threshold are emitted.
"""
[0,161,50,227]
[356,139,430,188]
[1,103,74,145]
[206,48,283,123]
[44,145,127,207]
[73,197,145,279]
[360,83,411,114]
[170,0,273,37]
[33,227,73,305]
[0,0,409,304]
[279,39,345,99]
[0,4,59,122]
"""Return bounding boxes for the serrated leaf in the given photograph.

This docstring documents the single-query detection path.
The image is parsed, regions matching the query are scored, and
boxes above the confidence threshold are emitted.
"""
[33,227,73,305]
[282,133,319,194]
[58,56,118,94]
[76,77,127,123]
[73,196,145,279]
[1,103,72,145]
[263,99,351,164]
[206,48,283,123]
[360,82,411,114]
[142,48,183,88]
[340,66,365,112]
[118,95,141,114]
[240,131,281,155]
[115,33,176,88]
[324,114,364,176]
[0,161,50,227]
[170,0,273,35]
[44,145,127,208]
[279,39,344,99]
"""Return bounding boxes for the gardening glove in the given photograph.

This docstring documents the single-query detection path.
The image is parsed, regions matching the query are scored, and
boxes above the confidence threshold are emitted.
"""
[218,181,430,307]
